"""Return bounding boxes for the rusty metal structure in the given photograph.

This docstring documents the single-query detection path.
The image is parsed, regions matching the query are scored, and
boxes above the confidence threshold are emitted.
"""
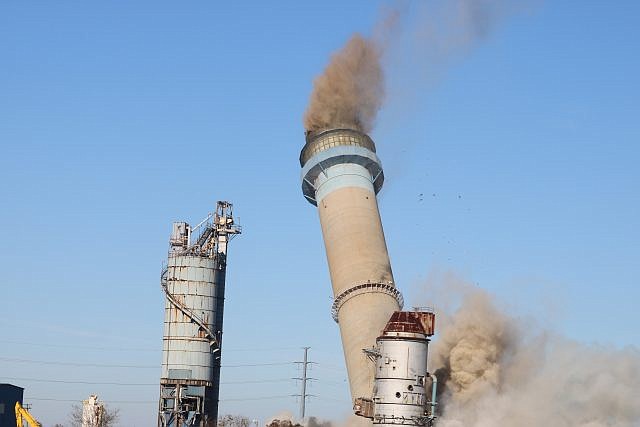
[159,201,241,427]
[300,128,437,425]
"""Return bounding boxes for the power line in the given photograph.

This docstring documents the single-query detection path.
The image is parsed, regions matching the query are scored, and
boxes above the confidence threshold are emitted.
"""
[312,362,346,372]
[221,347,301,353]
[1,376,294,386]
[1,377,155,386]
[314,395,349,403]
[220,395,292,402]
[0,340,156,352]
[0,339,299,353]
[315,378,348,388]
[0,357,155,369]
[222,362,293,368]
[24,395,294,404]
[24,397,156,404]
[0,356,294,369]
[221,378,292,384]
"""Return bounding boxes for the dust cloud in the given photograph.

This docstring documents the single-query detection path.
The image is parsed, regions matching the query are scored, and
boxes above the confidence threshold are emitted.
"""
[266,412,333,427]
[266,276,640,425]
[303,35,383,134]
[425,275,640,427]
[303,0,522,134]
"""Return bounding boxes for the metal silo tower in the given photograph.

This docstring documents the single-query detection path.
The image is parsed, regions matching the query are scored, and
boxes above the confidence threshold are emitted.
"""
[159,201,241,427]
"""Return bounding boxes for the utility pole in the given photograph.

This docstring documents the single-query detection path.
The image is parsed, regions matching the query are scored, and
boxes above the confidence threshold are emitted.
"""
[293,347,314,419]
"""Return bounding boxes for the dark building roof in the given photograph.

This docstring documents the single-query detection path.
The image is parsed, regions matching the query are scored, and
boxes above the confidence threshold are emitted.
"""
[0,383,24,427]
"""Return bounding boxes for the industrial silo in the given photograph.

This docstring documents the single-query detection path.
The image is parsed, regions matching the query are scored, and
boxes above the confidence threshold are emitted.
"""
[158,201,241,427]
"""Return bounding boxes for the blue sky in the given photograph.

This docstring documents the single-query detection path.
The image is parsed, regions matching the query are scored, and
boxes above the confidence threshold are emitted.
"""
[1,1,639,425]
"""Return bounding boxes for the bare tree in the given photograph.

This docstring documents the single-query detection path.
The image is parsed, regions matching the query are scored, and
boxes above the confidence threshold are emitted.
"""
[69,403,120,427]
[218,414,251,427]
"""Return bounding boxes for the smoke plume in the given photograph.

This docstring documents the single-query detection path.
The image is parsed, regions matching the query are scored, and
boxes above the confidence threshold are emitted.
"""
[303,0,521,134]
[303,35,384,134]
[424,275,640,427]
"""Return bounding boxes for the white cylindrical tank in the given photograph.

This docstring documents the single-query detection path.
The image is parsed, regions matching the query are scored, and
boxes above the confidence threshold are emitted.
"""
[162,255,221,382]
[371,311,436,426]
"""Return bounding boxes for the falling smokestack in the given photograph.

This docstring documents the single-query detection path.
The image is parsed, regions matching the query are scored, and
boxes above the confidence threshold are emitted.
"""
[300,127,403,403]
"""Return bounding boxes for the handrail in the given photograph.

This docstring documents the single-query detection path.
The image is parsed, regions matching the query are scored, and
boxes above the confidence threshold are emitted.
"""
[331,282,404,323]
[161,268,220,353]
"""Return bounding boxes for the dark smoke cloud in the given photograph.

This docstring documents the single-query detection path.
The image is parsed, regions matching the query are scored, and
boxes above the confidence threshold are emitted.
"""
[422,274,640,427]
[303,0,523,135]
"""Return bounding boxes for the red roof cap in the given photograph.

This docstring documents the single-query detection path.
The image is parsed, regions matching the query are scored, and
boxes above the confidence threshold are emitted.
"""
[383,311,435,336]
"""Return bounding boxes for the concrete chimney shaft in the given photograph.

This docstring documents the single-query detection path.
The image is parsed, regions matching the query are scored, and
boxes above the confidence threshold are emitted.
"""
[300,128,403,402]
